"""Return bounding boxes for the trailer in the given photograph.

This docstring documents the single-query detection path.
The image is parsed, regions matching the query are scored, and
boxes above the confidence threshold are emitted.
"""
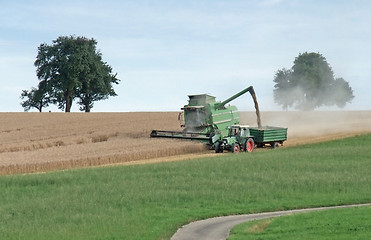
[213,125,287,153]
[249,126,288,148]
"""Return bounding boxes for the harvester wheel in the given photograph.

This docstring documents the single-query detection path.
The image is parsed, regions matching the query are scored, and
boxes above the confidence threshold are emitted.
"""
[245,138,254,152]
[215,141,223,153]
[232,143,240,154]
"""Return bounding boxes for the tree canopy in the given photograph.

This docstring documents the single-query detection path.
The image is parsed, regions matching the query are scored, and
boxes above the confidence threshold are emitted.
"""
[20,80,50,112]
[273,52,354,110]
[21,36,119,112]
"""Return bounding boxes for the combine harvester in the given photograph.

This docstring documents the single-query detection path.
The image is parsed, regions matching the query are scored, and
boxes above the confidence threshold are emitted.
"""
[150,86,287,153]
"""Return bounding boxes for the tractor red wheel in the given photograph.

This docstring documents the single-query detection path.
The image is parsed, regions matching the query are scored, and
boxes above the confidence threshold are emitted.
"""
[246,138,254,152]
[232,143,240,153]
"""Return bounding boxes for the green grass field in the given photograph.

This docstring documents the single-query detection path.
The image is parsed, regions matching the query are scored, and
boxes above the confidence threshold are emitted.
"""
[0,134,370,240]
[229,206,371,240]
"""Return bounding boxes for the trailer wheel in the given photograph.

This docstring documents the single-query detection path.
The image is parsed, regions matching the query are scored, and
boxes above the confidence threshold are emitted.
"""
[215,141,223,153]
[232,143,240,154]
[245,138,254,152]
[271,142,279,149]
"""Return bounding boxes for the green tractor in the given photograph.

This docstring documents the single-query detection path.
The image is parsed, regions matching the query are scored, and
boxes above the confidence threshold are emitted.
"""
[213,125,255,153]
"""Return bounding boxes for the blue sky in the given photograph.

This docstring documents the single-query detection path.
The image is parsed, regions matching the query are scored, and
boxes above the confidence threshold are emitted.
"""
[1,0,370,112]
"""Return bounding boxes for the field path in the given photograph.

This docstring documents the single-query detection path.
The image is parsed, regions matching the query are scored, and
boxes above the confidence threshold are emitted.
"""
[170,203,371,240]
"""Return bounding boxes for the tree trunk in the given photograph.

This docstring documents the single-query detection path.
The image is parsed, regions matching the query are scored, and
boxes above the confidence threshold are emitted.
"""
[66,96,72,112]
[65,89,72,112]
[38,99,43,112]
[84,96,91,112]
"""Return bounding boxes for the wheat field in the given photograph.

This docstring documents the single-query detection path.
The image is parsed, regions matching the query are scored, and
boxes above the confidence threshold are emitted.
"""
[0,112,206,175]
[1,111,371,175]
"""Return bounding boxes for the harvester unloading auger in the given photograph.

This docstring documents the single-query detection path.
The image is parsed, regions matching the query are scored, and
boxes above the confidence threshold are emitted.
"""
[150,86,262,144]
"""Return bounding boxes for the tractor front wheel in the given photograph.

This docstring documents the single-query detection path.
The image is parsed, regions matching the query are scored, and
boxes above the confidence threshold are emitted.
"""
[232,143,240,154]
[215,141,223,153]
[245,138,254,152]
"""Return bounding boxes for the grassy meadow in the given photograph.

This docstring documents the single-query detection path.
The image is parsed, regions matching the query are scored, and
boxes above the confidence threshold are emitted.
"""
[0,134,370,240]
[229,206,371,240]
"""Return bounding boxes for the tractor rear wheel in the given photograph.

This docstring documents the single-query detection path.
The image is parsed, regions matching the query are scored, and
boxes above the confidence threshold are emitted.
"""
[245,138,254,152]
[232,143,240,153]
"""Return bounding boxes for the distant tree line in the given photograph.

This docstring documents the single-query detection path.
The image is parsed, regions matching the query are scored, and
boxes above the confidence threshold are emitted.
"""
[273,52,354,110]
[21,36,119,112]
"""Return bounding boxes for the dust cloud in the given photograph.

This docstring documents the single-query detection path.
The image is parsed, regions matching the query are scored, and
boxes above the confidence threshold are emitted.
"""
[240,111,371,146]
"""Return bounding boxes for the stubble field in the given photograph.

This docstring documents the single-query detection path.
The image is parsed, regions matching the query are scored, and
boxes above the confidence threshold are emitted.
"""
[1,111,371,175]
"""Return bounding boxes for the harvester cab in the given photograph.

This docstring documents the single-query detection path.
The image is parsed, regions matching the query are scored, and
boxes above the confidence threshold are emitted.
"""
[181,94,214,131]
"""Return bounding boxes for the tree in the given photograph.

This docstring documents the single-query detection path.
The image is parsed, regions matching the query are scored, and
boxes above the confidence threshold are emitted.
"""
[331,77,354,108]
[20,81,51,112]
[273,68,293,111]
[74,41,119,112]
[77,64,118,112]
[273,52,354,110]
[34,36,119,112]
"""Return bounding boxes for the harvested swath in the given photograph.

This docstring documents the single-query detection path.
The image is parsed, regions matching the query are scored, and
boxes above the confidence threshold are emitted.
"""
[0,142,206,175]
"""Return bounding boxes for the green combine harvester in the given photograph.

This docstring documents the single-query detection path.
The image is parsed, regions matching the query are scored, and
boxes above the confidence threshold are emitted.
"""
[150,86,287,152]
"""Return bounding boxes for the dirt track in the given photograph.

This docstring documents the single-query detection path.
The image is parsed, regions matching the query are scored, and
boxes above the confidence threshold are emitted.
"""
[0,111,370,174]
[171,203,371,240]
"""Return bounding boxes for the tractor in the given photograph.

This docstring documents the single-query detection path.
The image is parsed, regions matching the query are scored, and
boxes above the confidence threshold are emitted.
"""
[213,125,255,153]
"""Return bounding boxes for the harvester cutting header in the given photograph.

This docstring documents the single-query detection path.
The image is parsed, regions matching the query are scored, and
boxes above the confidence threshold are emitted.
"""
[151,86,287,153]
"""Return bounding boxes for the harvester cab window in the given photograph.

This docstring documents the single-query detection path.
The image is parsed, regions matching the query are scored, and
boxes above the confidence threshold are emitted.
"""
[186,107,206,127]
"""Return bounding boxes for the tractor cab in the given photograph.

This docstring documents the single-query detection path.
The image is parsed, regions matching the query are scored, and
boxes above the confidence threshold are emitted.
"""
[214,125,254,153]
[228,125,250,138]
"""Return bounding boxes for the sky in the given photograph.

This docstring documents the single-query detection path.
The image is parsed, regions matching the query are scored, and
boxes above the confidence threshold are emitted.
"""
[1,0,370,112]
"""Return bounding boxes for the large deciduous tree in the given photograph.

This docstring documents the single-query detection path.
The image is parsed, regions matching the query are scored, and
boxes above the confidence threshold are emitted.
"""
[31,35,119,112]
[273,52,354,110]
